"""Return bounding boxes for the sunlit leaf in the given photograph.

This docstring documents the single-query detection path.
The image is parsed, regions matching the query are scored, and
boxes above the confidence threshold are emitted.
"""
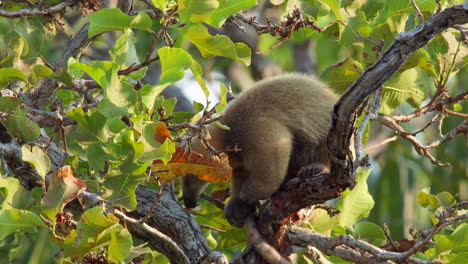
[417,191,441,209]
[336,169,374,228]
[0,68,29,85]
[109,29,140,71]
[320,57,363,93]
[178,0,219,23]
[64,206,119,258]
[140,47,193,109]
[353,221,386,246]
[380,69,423,114]
[41,166,87,220]
[102,166,147,210]
[0,209,45,241]
[21,145,51,179]
[0,177,34,210]
[88,9,152,37]
[108,227,132,263]
[306,208,339,236]
[30,64,53,83]
[206,0,257,27]
[179,23,251,66]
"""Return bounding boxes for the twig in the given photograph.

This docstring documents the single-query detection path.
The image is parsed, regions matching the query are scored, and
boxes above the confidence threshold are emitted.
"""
[354,87,383,167]
[363,136,398,151]
[382,224,399,251]
[139,182,167,224]
[199,224,227,233]
[425,119,468,149]
[0,0,74,18]
[375,115,447,166]
[411,0,424,23]
[200,193,225,210]
[235,9,345,54]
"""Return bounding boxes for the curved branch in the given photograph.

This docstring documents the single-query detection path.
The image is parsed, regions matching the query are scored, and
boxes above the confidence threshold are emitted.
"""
[327,3,468,186]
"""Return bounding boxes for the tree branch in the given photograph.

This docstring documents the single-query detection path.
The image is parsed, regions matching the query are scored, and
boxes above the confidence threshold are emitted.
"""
[290,202,467,264]
[327,3,468,187]
[0,0,74,18]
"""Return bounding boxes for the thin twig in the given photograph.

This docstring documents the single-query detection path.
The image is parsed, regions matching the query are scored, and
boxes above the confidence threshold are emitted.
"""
[0,0,74,18]
[363,136,398,151]
[411,0,424,23]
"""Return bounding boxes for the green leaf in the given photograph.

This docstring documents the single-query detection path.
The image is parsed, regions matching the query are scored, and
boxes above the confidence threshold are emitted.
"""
[56,89,76,105]
[140,47,193,109]
[374,1,425,25]
[436,192,456,208]
[109,128,145,161]
[178,0,219,23]
[109,29,139,67]
[305,208,339,236]
[179,23,251,66]
[0,209,45,241]
[98,78,138,118]
[380,69,423,114]
[66,108,113,143]
[320,0,344,20]
[320,57,363,93]
[193,101,205,113]
[52,68,73,86]
[213,121,230,130]
[0,177,34,210]
[215,83,228,113]
[336,169,374,228]
[151,0,167,10]
[64,206,119,258]
[353,221,386,246]
[0,68,29,85]
[452,103,462,112]
[88,9,152,37]
[0,188,6,206]
[102,167,147,210]
[30,64,54,83]
[69,62,107,87]
[139,123,176,163]
[1,108,41,141]
[87,143,115,171]
[449,253,468,264]
[434,223,468,255]
[108,227,133,263]
[191,60,210,99]
[14,18,44,59]
[41,166,87,220]
[0,97,20,113]
[417,191,441,209]
[21,145,51,179]
[206,0,257,27]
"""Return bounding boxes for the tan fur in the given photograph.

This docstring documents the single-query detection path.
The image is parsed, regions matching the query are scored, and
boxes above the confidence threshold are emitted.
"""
[182,73,338,227]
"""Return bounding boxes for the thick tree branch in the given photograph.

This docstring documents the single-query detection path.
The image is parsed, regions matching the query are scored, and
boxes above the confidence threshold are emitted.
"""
[290,202,467,264]
[327,3,468,187]
[113,209,190,264]
[129,185,228,264]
